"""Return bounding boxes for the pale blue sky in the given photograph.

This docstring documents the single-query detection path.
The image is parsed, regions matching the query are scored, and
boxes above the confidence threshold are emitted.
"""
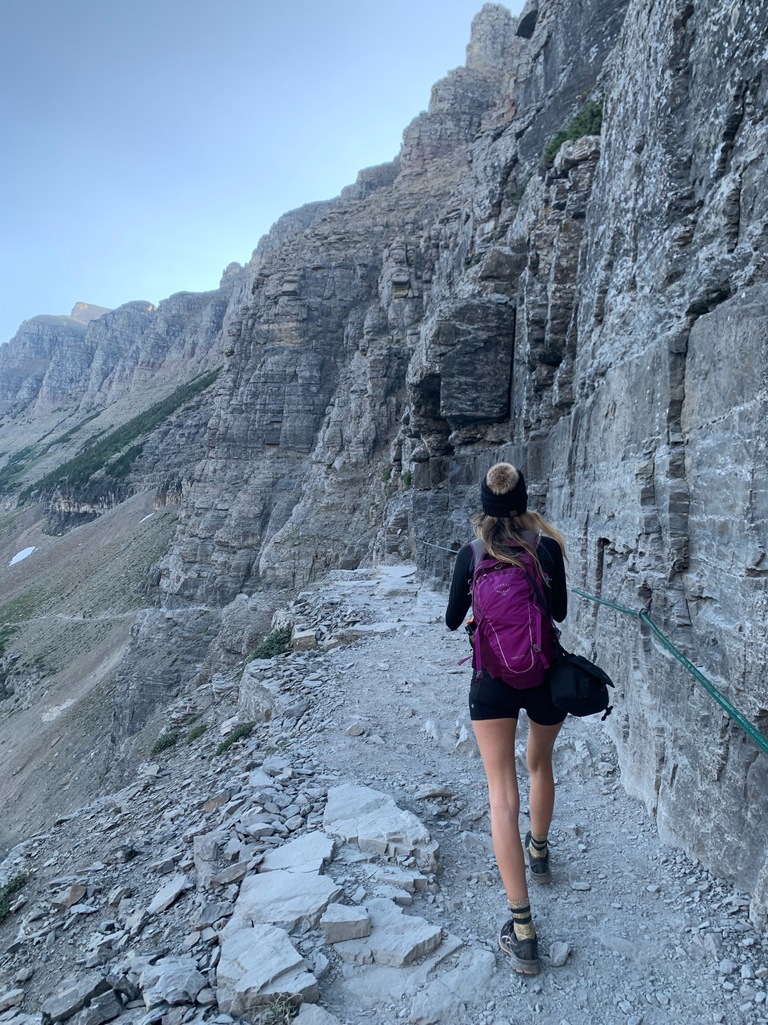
[0,1,523,345]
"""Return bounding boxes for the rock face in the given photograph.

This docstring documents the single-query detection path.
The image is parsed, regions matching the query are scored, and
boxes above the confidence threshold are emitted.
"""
[69,302,112,325]
[534,0,768,924]
[0,316,89,413]
[401,5,519,171]
[1,0,767,923]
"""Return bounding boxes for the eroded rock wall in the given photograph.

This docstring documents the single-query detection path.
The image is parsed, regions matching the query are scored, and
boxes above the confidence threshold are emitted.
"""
[110,0,629,751]
[3,0,767,922]
[546,0,768,926]
[414,0,768,922]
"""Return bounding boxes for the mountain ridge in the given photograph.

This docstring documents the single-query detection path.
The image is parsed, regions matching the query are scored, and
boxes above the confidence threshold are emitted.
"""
[1,0,767,929]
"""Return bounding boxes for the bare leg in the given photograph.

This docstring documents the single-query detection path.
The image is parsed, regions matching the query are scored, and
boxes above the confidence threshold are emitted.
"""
[526,719,564,840]
[472,717,527,902]
[473,716,542,973]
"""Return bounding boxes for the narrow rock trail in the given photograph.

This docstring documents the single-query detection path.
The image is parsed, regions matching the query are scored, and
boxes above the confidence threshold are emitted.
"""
[0,565,764,1025]
[293,566,766,1025]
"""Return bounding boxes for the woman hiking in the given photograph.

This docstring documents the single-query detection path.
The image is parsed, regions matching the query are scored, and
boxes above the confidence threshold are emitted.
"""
[445,462,568,975]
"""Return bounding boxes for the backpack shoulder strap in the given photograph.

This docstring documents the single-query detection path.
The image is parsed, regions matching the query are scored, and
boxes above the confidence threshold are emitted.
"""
[469,538,486,575]
[517,535,551,617]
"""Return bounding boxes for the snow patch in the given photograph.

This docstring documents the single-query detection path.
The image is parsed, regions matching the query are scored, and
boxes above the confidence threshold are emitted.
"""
[139,513,155,523]
[42,699,76,723]
[9,546,36,566]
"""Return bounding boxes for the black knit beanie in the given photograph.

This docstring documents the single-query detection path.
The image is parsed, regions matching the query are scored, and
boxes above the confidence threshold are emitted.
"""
[480,463,528,517]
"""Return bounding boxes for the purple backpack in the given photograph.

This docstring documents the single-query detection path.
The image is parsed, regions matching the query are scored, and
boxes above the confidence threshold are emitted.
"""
[470,538,555,689]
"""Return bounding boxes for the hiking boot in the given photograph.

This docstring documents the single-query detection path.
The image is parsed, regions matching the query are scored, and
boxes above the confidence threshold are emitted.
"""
[499,919,540,975]
[525,830,551,884]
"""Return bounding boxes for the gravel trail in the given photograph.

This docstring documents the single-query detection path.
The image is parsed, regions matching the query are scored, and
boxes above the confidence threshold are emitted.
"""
[298,565,766,1024]
[0,562,764,1025]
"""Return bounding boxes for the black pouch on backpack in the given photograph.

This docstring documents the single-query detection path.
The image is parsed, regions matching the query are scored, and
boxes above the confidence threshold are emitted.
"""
[547,649,615,720]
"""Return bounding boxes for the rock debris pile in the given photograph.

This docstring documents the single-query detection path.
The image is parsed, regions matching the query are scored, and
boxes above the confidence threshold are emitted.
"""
[0,566,765,1025]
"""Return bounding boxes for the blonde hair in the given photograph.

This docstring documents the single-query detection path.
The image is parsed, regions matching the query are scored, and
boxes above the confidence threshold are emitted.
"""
[472,510,568,583]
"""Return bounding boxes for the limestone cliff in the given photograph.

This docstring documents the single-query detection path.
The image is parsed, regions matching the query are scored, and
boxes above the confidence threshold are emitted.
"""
[1,0,767,924]
[0,274,245,528]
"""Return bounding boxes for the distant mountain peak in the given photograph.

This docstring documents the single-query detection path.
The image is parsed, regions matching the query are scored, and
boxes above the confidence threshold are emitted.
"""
[69,302,113,325]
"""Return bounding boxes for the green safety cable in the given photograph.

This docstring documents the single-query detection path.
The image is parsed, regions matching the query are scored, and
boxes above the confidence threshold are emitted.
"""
[570,586,768,756]
[417,538,768,756]
[419,540,461,554]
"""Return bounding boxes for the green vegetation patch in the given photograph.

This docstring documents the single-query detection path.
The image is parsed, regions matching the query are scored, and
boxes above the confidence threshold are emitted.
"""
[0,411,105,496]
[20,368,220,501]
[50,411,102,448]
[0,587,47,626]
[0,510,22,541]
[186,723,208,743]
[0,625,18,657]
[0,874,27,923]
[215,722,255,756]
[249,627,292,660]
[0,446,40,496]
[151,731,181,755]
[542,99,604,164]
[104,443,145,480]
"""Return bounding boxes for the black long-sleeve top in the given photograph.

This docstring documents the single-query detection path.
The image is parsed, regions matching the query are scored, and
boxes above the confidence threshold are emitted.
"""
[445,535,568,630]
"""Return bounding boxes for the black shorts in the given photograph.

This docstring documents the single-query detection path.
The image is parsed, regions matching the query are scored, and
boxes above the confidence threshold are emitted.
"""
[469,670,567,726]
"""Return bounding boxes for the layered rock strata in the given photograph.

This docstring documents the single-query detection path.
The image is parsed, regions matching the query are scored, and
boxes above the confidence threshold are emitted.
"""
[1,0,767,923]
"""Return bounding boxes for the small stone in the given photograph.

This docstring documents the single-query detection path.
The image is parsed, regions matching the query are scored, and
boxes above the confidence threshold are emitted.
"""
[414,786,454,800]
[147,875,190,915]
[320,904,371,943]
[108,886,131,907]
[309,951,331,980]
[571,882,591,892]
[50,882,89,910]
[139,956,206,1008]
[203,791,231,813]
[181,932,201,951]
[0,990,25,1014]
[41,975,112,1021]
[549,941,571,967]
[211,862,249,886]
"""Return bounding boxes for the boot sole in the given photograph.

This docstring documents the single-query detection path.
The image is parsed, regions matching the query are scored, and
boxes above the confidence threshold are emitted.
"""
[498,937,540,975]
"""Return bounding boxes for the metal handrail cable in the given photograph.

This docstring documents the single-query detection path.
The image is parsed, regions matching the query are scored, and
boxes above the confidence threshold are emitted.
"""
[569,585,768,756]
[418,538,768,755]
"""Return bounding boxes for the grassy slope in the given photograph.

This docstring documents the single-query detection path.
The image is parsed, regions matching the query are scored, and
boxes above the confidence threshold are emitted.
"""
[0,492,178,854]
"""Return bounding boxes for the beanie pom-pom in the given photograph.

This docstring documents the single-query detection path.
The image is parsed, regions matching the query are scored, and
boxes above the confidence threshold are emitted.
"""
[480,462,528,517]
[486,463,519,495]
